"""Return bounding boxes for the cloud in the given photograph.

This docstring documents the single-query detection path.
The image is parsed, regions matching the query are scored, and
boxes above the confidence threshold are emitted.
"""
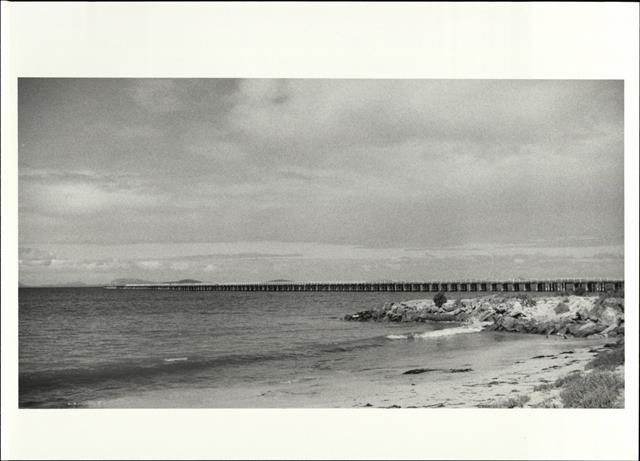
[19,240,624,286]
[18,79,624,277]
[226,80,623,159]
[19,248,54,266]
[130,80,186,114]
[20,169,165,216]
[135,260,162,270]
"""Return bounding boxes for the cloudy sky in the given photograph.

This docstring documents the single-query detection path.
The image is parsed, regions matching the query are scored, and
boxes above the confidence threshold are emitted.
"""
[18,79,624,285]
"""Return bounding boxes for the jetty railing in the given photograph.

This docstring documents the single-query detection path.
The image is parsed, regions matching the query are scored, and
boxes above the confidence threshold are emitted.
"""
[105,279,624,293]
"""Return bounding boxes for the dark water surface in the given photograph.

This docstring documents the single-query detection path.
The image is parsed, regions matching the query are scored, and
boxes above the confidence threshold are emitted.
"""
[20,288,448,407]
[20,288,575,408]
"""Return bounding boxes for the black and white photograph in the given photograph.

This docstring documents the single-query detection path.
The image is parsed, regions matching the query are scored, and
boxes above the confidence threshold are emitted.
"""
[2,3,638,461]
[18,78,626,409]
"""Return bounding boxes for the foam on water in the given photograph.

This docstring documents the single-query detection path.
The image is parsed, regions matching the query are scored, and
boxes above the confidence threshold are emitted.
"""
[386,322,490,340]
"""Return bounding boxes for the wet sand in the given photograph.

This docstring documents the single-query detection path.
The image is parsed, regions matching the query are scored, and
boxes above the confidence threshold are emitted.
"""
[88,334,609,408]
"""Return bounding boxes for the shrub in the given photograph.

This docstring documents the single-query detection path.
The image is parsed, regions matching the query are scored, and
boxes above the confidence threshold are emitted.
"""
[559,371,624,408]
[531,397,561,408]
[433,292,447,308]
[586,341,624,371]
[554,371,583,388]
[554,302,570,314]
[478,394,530,408]
[533,382,556,392]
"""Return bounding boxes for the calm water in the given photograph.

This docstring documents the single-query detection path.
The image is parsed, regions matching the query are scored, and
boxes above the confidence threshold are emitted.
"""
[20,288,567,408]
[19,288,440,407]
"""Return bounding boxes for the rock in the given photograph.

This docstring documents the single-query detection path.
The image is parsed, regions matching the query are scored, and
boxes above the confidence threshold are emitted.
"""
[509,302,526,318]
[479,311,494,322]
[403,368,439,375]
[599,306,623,326]
[513,319,528,333]
[422,304,441,314]
[555,302,570,314]
[574,321,605,338]
[500,316,517,331]
[567,323,583,336]
[381,302,394,312]
[387,312,403,322]
[344,310,375,321]
[342,294,624,342]
[439,303,452,312]
[421,312,460,322]
[494,304,509,314]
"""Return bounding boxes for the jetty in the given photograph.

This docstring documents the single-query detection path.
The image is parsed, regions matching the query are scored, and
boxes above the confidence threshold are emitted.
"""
[104,278,623,293]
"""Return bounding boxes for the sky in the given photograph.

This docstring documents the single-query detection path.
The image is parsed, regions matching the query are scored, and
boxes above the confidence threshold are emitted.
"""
[18,79,624,285]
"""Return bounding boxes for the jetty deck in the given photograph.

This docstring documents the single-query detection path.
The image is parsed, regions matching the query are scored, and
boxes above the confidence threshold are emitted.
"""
[105,279,623,293]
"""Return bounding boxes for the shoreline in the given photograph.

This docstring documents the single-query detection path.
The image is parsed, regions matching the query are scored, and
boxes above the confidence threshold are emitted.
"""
[87,334,613,409]
[79,293,626,409]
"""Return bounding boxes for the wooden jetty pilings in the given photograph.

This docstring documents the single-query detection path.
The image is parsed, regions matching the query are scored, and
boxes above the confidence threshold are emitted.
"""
[105,279,624,293]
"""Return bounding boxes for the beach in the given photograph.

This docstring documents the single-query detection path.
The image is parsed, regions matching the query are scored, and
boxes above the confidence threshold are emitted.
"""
[20,289,624,409]
[87,334,611,408]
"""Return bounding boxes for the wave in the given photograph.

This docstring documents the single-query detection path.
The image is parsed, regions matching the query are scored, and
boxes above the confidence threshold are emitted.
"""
[19,337,388,395]
[19,352,296,393]
[386,322,489,340]
[20,324,487,403]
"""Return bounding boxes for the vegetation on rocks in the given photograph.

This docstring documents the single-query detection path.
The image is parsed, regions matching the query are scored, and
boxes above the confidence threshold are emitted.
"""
[433,292,447,308]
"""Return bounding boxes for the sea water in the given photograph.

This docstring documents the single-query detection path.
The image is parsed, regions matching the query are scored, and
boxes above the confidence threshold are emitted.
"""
[19,288,575,408]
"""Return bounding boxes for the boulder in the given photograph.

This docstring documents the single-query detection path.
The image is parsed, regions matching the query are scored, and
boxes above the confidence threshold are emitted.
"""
[479,310,494,322]
[574,321,605,338]
[499,316,517,331]
[422,304,441,314]
[441,303,457,313]
[567,322,583,336]
[387,312,403,322]
[381,302,394,312]
[599,306,623,327]
[509,301,525,317]
[494,304,509,314]
[421,312,460,322]
[344,310,375,321]
[513,319,528,333]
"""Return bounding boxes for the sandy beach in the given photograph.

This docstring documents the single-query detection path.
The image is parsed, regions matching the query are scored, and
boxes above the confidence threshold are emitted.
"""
[88,333,612,408]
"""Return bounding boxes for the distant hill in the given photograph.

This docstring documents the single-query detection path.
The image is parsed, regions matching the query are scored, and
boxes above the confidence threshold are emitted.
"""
[26,281,97,288]
[264,279,295,283]
[163,279,202,284]
[109,278,155,285]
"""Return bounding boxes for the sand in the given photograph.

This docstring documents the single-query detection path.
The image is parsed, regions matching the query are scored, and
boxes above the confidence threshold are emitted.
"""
[87,334,609,408]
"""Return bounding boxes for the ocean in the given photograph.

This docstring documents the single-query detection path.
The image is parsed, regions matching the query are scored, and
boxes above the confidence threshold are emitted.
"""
[19,288,591,408]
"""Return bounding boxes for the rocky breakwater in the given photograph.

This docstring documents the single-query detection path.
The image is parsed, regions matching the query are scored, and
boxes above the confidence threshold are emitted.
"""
[344,295,624,339]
